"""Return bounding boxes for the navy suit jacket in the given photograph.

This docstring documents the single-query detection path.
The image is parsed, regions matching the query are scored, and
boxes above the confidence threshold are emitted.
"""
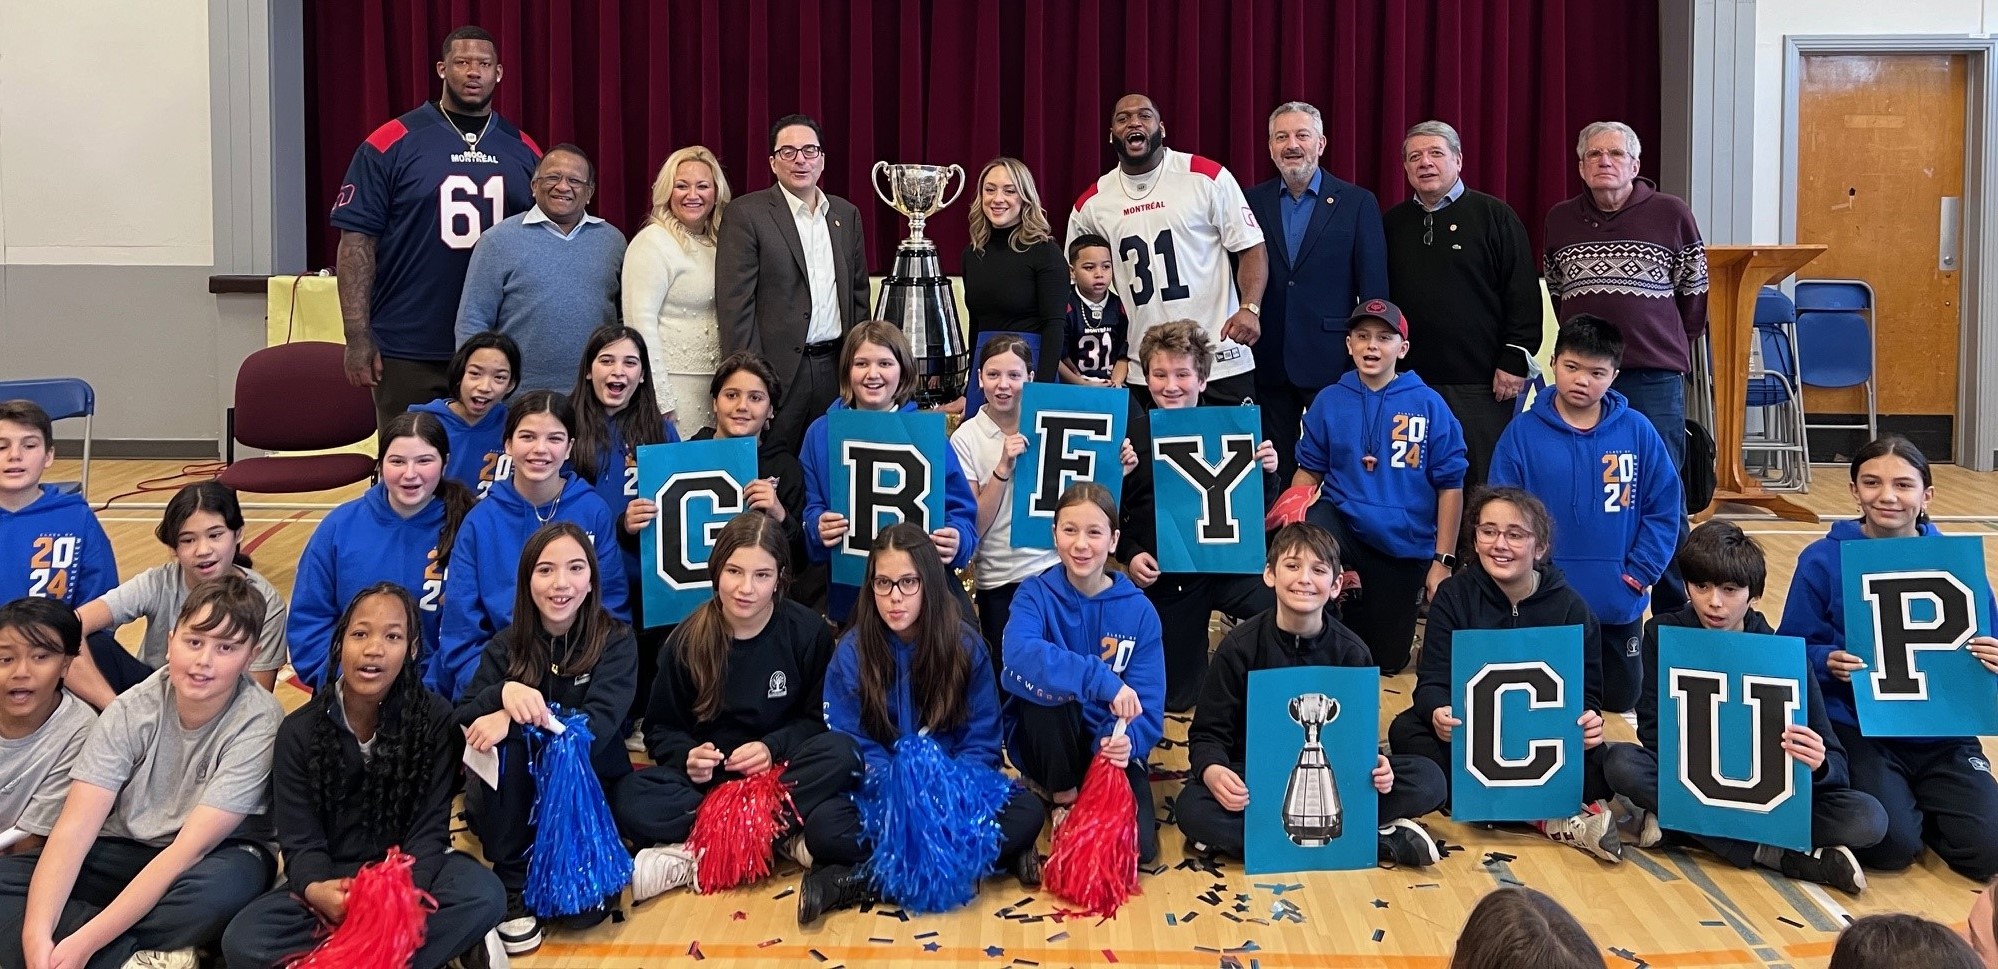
[1245,170,1389,390]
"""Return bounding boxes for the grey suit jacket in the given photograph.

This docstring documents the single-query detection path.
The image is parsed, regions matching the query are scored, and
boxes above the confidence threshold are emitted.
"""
[715,185,870,384]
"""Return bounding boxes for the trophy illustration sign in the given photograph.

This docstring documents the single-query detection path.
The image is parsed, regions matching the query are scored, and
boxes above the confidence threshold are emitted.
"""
[1281,693,1344,845]
[1246,667,1377,873]
[872,162,969,405]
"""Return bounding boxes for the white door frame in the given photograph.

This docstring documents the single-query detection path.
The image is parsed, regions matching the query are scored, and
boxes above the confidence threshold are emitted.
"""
[1781,35,1998,470]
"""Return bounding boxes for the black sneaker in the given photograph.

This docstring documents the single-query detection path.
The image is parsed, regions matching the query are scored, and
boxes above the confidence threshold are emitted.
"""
[497,892,542,955]
[1012,849,1043,888]
[1778,845,1868,895]
[555,894,618,931]
[1376,819,1440,867]
[796,863,874,925]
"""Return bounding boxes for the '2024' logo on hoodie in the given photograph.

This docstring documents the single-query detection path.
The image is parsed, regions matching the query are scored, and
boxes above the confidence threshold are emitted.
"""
[1390,413,1428,470]
[1601,451,1638,513]
[1099,635,1137,674]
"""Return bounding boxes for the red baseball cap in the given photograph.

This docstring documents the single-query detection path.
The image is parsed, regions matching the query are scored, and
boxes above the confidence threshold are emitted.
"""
[1347,298,1408,339]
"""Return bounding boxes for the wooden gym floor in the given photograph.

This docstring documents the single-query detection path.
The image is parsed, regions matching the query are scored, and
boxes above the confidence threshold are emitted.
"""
[70,457,1998,968]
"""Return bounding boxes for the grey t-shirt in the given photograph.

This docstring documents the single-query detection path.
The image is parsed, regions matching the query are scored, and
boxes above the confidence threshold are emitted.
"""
[0,691,96,835]
[66,667,281,847]
[101,563,290,673]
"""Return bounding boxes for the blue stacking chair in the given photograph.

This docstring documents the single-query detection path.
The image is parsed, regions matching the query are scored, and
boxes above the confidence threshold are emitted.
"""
[1741,288,1809,490]
[1793,279,1879,447]
[0,378,96,497]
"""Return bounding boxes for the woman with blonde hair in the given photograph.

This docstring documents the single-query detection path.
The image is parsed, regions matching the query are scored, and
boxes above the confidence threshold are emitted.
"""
[624,145,734,435]
[960,156,1068,388]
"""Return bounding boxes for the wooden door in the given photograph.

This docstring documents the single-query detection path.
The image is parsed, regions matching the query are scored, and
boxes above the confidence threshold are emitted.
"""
[1794,53,1967,437]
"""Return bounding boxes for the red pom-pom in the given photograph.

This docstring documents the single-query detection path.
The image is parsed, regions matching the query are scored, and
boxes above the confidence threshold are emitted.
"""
[686,764,799,893]
[284,846,435,969]
[1043,751,1140,918]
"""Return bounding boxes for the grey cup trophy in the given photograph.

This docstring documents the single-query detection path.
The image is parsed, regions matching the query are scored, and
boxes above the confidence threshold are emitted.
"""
[1282,692,1343,846]
[871,162,968,405]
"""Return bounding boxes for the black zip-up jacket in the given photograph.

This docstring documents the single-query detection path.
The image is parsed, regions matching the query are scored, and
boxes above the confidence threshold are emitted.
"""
[1188,608,1372,779]
[456,622,639,781]
[1634,605,1846,788]
[273,687,461,893]
[1410,561,1603,725]
[642,598,835,771]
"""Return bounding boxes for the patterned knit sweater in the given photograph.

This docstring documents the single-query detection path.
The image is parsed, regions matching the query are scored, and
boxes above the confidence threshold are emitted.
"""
[1542,179,1708,373]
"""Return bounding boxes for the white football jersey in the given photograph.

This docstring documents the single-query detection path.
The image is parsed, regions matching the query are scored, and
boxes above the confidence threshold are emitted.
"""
[1068,148,1265,383]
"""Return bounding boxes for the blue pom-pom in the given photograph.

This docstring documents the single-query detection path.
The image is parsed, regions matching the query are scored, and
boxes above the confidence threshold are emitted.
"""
[854,732,1017,913]
[522,706,633,917]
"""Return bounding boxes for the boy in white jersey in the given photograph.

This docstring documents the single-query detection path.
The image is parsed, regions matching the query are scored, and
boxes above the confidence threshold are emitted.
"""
[1068,93,1269,406]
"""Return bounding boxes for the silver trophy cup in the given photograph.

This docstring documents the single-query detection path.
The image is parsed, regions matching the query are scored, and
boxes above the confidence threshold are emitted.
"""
[1282,693,1344,846]
[872,162,969,404]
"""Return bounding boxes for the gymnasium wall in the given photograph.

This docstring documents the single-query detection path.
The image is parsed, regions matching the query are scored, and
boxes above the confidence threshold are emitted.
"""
[0,0,262,453]
[1748,0,1997,242]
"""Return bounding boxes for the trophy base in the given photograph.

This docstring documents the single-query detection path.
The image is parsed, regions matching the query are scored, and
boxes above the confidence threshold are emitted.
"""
[1283,819,1342,846]
[875,243,968,406]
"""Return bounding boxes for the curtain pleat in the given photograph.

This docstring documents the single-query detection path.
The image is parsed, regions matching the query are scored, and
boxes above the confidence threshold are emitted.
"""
[304,0,1660,273]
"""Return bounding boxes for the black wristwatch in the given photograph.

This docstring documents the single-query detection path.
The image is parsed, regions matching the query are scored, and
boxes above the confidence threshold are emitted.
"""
[1432,552,1458,569]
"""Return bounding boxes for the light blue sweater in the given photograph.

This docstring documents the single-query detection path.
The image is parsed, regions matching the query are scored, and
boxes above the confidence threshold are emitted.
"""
[454,208,625,393]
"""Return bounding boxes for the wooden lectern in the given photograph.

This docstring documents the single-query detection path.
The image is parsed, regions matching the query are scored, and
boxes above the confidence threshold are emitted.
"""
[1697,244,1827,522]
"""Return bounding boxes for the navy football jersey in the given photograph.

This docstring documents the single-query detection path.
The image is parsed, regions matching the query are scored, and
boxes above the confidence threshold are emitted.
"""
[330,103,540,361]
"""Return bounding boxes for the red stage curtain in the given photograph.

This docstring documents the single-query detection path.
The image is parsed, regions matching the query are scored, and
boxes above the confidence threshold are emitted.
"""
[304,0,1659,273]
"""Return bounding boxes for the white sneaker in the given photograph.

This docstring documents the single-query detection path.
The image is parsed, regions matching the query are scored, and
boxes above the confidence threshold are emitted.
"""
[498,893,541,955]
[122,951,198,969]
[1541,801,1624,863]
[625,721,648,754]
[632,843,700,902]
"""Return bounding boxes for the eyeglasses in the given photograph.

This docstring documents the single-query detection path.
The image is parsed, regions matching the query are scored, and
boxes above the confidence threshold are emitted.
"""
[1475,524,1535,545]
[870,575,921,597]
[1582,147,1632,162]
[1422,211,1433,247]
[772,145,826,162]
[533,173,593,189]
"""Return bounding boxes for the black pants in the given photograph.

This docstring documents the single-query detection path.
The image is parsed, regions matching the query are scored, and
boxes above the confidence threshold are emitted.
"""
[220,851,504,969]
[85,631,154,696]
[374,355,453,442]
[770,351,838,456]
[801,783,1046,869]
[1005,701,1158,864]
[1175,756,1448,858]
[1432,383,1516,495]
[612,731,862,847]
[1251,376,1313,501]
[464,734,626,893]
[1145,573,1274,712]
[1600,742,1888,867]
[1307,502,1428,674]
[1832,725,1998,880]
[0,837,275,969]
[1386,707,1615,808]
[974,582,1024,679]
[626,576,673,725]
[1598,618,1644,715]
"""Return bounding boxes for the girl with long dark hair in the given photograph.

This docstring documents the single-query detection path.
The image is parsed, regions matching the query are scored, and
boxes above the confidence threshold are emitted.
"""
[455,522,637,955]
[223,583,505,968]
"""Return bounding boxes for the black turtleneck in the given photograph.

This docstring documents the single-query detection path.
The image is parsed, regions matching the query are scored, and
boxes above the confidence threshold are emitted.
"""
[961,224,1069,383]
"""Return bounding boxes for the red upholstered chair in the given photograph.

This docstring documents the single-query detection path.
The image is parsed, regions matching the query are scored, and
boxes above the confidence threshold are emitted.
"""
[215,342,376,494]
